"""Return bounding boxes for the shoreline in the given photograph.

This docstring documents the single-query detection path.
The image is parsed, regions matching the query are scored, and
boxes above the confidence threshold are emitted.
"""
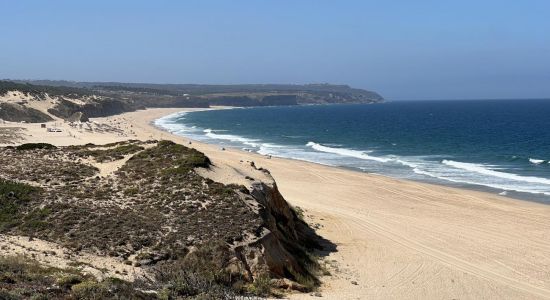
[2,107,550,299]
[139,108,550,299]
[152,106,550,205]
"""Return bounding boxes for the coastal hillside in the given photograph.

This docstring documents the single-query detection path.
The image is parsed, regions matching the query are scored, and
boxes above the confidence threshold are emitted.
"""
[1,80,382,124]
[1,80,383,123]
[84,82,384,105]
[0,140,328,299]
[0,81,208,123]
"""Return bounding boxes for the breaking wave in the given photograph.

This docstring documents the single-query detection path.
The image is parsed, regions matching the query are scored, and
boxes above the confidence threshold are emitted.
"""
[306,142,390,163]
[442,160,550,185]
[529,158,546,165]
[154,111,550,200]
[203,129,259,147]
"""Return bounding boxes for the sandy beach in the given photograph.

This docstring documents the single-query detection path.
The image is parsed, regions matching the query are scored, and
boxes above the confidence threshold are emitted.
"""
[2,107,550,299]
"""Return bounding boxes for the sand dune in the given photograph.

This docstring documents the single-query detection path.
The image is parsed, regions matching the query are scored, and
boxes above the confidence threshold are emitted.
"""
[2,107,550,299]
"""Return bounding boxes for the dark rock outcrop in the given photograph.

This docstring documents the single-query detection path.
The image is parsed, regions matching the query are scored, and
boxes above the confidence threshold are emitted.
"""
[251,182,321,250]
[47,98,134,119]
[232,181,328,287]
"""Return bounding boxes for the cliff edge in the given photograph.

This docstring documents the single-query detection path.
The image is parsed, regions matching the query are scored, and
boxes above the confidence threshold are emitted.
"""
[0,140,333,299]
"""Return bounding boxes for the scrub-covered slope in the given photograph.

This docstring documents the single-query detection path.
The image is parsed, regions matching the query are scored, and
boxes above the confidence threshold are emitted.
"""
[0,140,328,299]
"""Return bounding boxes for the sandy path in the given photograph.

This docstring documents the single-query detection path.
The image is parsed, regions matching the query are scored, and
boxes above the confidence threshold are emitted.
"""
[0,235,145,281]
[2,107,550,299]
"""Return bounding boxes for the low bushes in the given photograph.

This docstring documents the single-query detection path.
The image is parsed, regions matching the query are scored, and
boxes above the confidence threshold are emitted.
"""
[15,143,57,151]
[0,180,40,230]
[79,143,144,162]
[0,256,153,300]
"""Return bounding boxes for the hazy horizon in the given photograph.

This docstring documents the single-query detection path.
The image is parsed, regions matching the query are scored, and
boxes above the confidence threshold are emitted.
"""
[1,1,549,100]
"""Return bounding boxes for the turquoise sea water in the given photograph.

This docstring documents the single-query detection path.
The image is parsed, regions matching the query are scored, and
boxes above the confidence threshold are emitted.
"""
[155,100,550,203]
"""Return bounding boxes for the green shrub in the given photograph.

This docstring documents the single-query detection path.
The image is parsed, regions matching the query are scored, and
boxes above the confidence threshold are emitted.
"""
[80,143,144,162]
[127,140,210,176]
[15,143,57,151]
[291,205,305,220]
[123,187,139,196]
[29,294,49,300]
[0,256,94,299]
[248,272,272,296]
[0,180,39,230]
[153,241,237,298]
[71,280,110,299]
[21,208,51,232]
[0,291,20,300]
[0,180,39,201]
[183,151,211,168]
[71,277,152,299]
[56,273,83,289]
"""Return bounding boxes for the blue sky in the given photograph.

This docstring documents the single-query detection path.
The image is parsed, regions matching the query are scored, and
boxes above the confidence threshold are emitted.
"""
[1,1,549,100]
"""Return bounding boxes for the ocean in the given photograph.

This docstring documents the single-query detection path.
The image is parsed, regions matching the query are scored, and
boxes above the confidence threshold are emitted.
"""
[155,99,550,203]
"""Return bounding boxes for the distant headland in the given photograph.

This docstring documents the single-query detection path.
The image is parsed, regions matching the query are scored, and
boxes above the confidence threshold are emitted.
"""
[0,80,383,123]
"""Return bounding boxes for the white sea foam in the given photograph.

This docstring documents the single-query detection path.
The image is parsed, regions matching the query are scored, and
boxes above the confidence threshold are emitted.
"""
[410,164,550,196]
[529,158,545,165]
[257,143,284,155]
[153,112,192,134]
[154,113,550,198]
[306,142,390,163]
[442,160,550,185]
[393,158,419,169]
[203,129,259,147]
